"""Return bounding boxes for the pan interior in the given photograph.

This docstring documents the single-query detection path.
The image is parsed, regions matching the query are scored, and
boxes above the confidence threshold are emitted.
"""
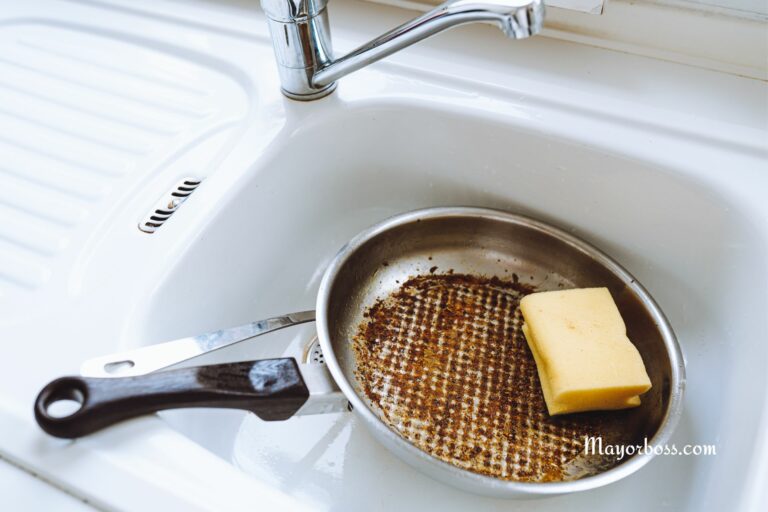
[324,211,673,483]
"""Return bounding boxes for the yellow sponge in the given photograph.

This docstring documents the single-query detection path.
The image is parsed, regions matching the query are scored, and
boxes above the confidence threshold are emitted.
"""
[520,288,651,415]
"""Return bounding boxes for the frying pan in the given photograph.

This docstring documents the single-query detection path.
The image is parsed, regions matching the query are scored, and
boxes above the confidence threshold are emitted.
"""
[34,207,685,498]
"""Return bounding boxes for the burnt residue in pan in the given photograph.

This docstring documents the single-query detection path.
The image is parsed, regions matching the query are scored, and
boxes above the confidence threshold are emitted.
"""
[353,273,621,482]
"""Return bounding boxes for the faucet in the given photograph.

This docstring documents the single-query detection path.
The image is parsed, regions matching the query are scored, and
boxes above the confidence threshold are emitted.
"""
[260,0,545,100]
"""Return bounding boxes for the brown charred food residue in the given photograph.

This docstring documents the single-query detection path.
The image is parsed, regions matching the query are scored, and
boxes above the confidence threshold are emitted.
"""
[353,273,612,482]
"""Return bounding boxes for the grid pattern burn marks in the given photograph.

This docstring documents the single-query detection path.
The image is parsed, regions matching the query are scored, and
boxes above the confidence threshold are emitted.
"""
[353,274,607,482]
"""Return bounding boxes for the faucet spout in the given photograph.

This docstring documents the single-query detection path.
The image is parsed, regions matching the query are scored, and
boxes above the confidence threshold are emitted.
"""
[260,0,545,101]
[313,0,544,89]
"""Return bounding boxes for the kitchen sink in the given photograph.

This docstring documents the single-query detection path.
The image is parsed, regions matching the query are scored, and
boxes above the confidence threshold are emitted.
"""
[135,98,766,511]
[1,0,766,510]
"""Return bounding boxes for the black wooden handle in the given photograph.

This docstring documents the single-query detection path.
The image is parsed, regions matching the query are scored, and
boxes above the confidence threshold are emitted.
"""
[34,358,309,439]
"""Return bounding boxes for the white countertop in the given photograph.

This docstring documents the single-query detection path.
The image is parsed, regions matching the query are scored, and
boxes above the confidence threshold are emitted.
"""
[0,458,95,511]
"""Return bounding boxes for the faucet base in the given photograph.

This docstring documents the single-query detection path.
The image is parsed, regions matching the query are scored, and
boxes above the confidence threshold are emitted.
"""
[281,82,337,101]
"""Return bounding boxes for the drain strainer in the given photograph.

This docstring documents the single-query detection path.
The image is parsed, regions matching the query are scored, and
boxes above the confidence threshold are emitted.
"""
[303,336,325,365]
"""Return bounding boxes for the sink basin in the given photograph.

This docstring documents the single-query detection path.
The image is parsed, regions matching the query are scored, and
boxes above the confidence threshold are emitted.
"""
[134,98,767,511]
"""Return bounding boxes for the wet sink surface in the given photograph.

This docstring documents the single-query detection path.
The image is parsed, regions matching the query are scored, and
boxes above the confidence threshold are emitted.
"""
[141,102,767,511]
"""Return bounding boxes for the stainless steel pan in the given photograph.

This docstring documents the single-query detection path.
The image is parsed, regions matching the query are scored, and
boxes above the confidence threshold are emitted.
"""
[35,207,684,498]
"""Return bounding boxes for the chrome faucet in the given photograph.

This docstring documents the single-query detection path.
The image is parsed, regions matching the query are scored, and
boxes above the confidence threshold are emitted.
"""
[260,0,545,100]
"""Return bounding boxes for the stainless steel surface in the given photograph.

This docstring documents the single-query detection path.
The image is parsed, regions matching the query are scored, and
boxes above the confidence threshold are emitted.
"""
[80,310,315,378]
[260,0,545,99]
[314,207,684,497]
[261,0,336,100]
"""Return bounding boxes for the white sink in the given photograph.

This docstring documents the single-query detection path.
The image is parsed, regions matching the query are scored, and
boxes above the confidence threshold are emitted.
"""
[136,95,766,511]
[1,0,766,511]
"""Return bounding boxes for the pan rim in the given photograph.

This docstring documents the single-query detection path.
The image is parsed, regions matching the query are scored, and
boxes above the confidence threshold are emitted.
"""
[315,206,685,496]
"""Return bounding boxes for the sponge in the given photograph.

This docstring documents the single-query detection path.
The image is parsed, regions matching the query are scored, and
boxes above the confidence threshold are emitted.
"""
[520,287,651,415]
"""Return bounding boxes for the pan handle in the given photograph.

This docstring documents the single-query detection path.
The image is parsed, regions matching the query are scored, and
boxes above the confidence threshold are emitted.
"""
[80,310,316,378]
[35,358,309,439]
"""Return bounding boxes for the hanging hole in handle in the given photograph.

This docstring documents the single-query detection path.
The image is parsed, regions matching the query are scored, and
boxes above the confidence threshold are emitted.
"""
[42,382,86,419]
[104,359,135,375]
[47,397,83,418]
